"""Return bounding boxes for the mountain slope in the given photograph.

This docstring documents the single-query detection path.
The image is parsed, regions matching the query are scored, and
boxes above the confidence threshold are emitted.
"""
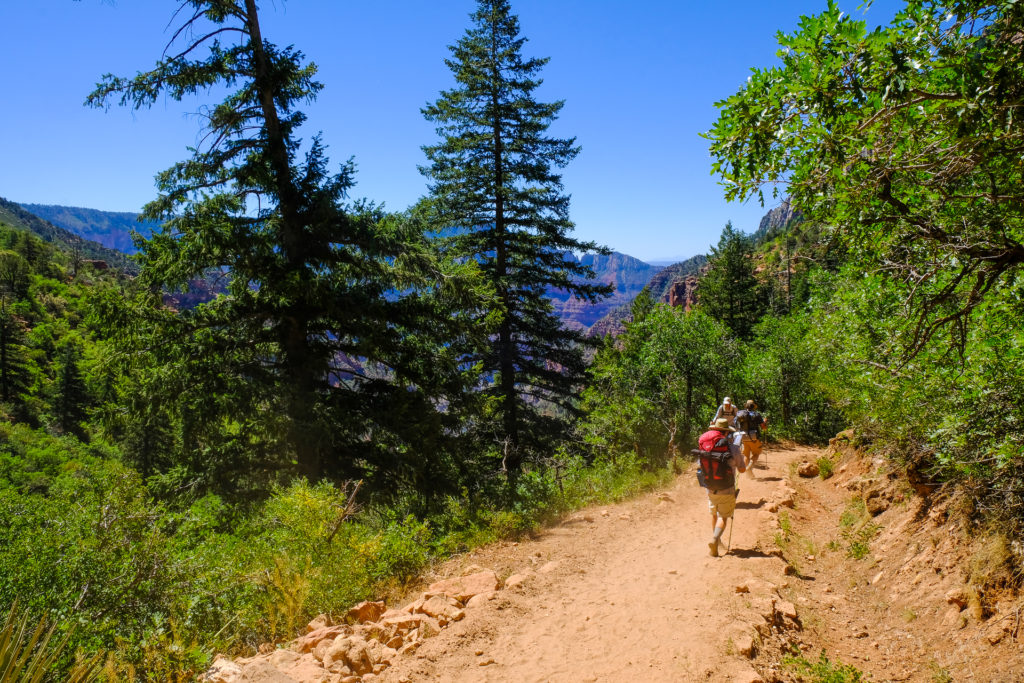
[0,197,137,273]
[20,203,159,254]
[548,252,660,330]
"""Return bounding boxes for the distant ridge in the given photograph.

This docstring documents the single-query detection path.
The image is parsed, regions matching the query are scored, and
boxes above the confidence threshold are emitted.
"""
[0,197,137,273]
[21,203,159,254]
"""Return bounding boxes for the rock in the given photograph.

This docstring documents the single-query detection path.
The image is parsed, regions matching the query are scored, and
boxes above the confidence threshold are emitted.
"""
[416,594,465,626]
[323,637,374,676]
[202,655,244,683]
[797,461,819,477]
[268,649,301,668]
[427,570,501,602]
[538,561,560,574]
[986,626,1005,645]
[945,588,968,610]
[619,513,632,521]
[734,632,756,658]
[735,584,750,594]
[346,600,386,624]
[478,658,496,666]
[600,509,610,517]
[504,573,530,588]
[732,668,764,683]
[774,600,798,620]
[466,591,497,608]
[235,659,302,682]
[293,625,351,654]
[871,571,884,585]
[865,488,888,515]
[941,606,964,627]
[307,614,332,633]
[657,493,674,502]
[279,653,333,682]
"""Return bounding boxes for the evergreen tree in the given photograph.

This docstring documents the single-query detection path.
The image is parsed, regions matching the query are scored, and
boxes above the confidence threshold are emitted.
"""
[88,1,483,496]
[421,0,611,479]
[696,222,765,340]
[52,343,89,436]
[0,300,29,406]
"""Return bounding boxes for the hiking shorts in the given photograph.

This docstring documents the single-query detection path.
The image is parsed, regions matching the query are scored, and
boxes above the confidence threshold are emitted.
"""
[707,487,737,518]
[743,437,763,461]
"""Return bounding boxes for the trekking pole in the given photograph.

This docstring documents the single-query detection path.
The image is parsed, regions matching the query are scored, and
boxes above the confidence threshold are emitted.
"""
[727,488,739,554]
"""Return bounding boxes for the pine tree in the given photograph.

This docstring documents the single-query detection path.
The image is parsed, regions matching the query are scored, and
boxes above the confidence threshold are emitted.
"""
[696,222,765,340]
[0,300,29,406]
[52,344,89,436]
[421,0,611,479]
[88,1,482,495]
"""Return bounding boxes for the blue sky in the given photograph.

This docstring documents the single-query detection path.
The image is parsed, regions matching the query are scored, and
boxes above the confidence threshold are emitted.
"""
[0,0,904,263]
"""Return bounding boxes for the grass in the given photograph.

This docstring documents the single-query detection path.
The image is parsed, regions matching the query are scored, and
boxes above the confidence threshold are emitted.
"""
[929,662,953,683]
[782,649,867,683]
[838,497,880,560]
[817,455,835,479]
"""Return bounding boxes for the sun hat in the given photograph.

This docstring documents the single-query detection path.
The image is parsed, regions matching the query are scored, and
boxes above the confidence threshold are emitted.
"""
[713,418,736,432]
[723,397,732,405]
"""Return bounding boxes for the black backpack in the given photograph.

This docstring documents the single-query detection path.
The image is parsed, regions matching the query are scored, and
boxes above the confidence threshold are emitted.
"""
[692,435,735,491]
[737,409,763,439]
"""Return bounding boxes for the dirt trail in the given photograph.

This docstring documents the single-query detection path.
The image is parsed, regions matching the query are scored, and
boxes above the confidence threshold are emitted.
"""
[380,447,809,683]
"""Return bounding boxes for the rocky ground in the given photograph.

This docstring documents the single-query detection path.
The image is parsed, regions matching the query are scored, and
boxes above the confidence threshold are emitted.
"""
[203,442,1024,682]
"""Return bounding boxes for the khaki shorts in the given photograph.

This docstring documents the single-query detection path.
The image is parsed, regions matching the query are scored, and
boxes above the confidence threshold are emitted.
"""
[707,487,737,518]
[743,438,763,461]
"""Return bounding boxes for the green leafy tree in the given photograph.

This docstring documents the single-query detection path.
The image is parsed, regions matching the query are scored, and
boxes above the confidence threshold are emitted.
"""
[582,305,737,464]
[87,1,483,496]
[706,0,1024,358]
[696,221,765,340]
[421,0,611,479]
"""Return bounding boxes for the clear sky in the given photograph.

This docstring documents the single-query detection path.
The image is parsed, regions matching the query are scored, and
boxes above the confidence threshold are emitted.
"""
[0,0,904,263]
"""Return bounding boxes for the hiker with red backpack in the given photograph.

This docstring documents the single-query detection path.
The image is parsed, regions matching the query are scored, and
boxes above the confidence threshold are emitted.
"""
[694,417,746,557]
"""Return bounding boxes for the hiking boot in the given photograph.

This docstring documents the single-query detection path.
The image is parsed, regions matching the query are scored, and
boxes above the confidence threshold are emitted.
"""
[746,467,756,479]
[708,537,719,557]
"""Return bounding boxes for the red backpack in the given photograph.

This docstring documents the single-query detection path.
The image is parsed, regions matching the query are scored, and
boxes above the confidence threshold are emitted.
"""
[694,429,735,491]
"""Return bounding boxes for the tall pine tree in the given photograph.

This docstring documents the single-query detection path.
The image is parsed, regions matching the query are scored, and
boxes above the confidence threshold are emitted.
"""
[421,0,611,480]
[696,221,765,340]
[88,0,483,497]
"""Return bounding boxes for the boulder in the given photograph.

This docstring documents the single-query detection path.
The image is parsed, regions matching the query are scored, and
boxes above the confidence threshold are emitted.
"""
[428,570,501,602]
[797,461,819,477]
[504,573,530,589]
[945,588,968,610]
[466,591,497,608]
[346,600,386,624]
[416,594,465,626]
[201,655,244,683]
[293,625,351,654]
[865,489,889,516]
[306,614,332,633]
[323,637,374,676]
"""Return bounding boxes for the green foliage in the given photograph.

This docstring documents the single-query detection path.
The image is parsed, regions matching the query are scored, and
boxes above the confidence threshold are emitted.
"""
[746,313,841,442]
[782,649,866,683]
[0,602,101,683]
[707,1,1024,357]
[420,0,610,478]
[581,305,738,463]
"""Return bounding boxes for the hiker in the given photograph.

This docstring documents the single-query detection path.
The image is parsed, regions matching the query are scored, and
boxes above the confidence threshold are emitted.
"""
[735,400,767,478]
[696,417,746,557]
[710,396,738,427]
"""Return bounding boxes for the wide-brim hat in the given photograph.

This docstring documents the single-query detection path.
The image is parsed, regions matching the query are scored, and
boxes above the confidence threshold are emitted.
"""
[713,418,736,432]
[723,397,732,405]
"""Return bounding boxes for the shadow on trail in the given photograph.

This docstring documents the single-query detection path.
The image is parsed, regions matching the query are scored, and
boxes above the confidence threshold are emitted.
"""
[752,476,783,482]
[726,548,778,559]
[736,501,764,510]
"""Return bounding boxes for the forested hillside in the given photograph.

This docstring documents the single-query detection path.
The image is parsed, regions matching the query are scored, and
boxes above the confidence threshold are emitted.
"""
[21,203,158,254]
[2,0,1022,680]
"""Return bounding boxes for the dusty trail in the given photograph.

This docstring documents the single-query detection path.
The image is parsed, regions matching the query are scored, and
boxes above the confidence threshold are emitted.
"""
[380,446,809,683]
